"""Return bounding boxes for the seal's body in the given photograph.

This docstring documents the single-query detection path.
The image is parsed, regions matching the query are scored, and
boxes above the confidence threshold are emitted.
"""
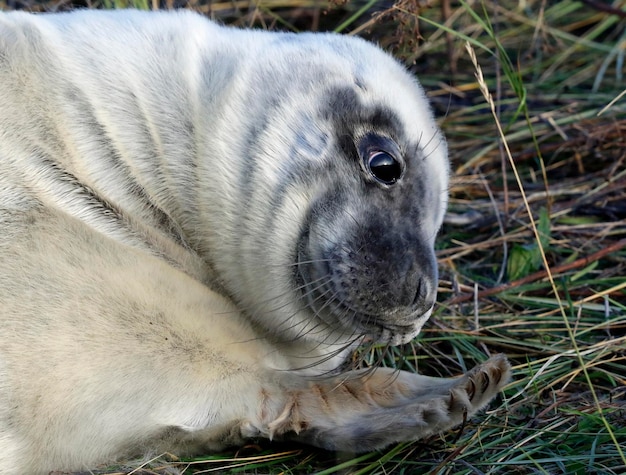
[0,10,510,473]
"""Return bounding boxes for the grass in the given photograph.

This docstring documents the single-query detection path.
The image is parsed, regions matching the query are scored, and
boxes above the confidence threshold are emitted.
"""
[2,0,624,473]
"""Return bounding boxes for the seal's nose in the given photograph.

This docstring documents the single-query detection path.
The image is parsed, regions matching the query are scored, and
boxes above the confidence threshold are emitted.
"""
[388,236,438,314]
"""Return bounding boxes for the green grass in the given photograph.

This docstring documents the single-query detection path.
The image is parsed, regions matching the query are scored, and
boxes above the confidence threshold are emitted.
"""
[2,0,624,473]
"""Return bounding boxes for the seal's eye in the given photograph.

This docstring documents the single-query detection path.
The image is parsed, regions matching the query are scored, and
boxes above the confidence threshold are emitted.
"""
[367,150,402,185]
[357,133,404,186]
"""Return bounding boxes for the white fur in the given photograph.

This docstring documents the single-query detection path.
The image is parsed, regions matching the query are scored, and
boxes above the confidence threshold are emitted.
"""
[0,10,509,474]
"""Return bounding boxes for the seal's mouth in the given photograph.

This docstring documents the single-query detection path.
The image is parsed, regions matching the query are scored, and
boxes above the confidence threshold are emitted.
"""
[315,292,432,345]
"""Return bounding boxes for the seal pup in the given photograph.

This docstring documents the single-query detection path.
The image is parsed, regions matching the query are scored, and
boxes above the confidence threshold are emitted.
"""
[0,9,510,473]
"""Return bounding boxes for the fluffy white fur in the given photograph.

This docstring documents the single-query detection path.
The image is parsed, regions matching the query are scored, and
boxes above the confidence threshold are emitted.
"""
[0,9,509,473]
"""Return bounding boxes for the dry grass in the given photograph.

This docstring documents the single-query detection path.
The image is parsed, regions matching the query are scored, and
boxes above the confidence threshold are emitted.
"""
[2,0,624,473]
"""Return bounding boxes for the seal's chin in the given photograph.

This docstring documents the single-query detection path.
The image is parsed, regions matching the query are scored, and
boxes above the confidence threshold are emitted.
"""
[366,306,434,346]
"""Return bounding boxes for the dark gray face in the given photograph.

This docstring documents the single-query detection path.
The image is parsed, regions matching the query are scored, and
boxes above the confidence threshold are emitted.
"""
[295,88,444,345]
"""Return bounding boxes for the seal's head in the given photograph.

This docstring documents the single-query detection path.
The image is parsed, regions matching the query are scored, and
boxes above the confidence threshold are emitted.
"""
[295,85,448,346]
[200,31,448,351]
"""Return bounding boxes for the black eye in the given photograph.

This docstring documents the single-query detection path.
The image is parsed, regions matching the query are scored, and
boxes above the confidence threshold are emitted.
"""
[367,150,403,185]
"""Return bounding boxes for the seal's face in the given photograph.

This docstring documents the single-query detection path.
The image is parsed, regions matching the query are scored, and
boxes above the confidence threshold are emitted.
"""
[294,88,446,345]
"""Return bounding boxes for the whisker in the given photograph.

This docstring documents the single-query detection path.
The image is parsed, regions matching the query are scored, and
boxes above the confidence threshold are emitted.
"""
[422,134,446,162]
[279,258,332,268]
[268,276,333,338]
[284,333,365,377]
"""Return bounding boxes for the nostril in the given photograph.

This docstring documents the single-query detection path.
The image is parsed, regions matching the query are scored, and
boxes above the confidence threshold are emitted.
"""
[411,278,424,308]
[410,277,436,311]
